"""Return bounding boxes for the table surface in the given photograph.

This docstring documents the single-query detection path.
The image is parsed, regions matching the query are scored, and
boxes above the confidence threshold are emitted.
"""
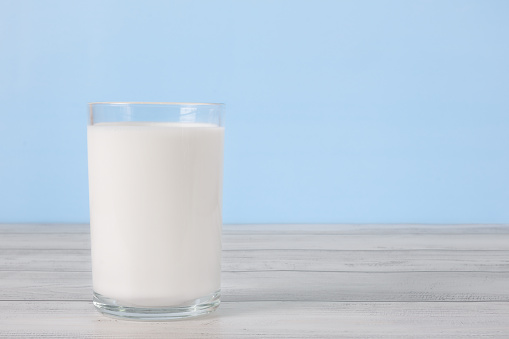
[1,224,508,338]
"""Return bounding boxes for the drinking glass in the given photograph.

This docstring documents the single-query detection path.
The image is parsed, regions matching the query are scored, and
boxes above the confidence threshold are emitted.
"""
[87,102,224,320]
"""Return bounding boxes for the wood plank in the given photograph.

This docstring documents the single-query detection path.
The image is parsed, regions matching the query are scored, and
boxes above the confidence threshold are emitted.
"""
[2,232,509,250]
[2,223,508,235]
[224,249,509,273]
[0,233,91,250]
[2,249,509,273]
[1,301,508,338]
[0,249,91,272]
[0,224,90,234]
[2,224,508,337]
[224,223,509,235]
[1,270,508,302]
[223,233,509,251]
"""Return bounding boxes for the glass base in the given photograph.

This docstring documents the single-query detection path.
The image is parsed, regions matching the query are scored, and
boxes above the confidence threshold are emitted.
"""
[93,290,221,321]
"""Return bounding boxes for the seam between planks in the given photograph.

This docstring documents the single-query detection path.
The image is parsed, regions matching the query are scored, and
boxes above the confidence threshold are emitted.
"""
[2,269,509,273]
[2,300,509,303]
[3,248,508,251]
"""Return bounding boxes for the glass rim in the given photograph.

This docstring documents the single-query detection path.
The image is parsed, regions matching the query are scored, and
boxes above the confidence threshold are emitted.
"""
[89,102,224,106]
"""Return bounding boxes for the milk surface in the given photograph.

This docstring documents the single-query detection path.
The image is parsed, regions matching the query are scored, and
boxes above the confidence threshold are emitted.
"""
[87,122,223,307]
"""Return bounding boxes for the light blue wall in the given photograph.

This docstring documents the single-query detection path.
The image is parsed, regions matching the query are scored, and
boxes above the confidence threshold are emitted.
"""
[1,0,508,223]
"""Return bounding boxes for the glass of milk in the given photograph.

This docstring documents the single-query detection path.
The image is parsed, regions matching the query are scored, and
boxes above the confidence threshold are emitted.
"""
[87,102,224,320]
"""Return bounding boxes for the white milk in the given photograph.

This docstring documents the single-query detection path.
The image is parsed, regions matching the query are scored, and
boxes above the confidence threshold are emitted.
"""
[87,122,223,307]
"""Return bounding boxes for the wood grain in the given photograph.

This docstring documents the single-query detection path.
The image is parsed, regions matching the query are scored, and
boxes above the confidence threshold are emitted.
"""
[2,232,509,250]
[1,270,508,302]
[2,248,508,273]
[1,301,508,338]
[1,224,508,338]
[2,223,508,234]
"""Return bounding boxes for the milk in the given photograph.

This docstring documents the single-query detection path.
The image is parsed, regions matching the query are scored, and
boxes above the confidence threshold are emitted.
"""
[87,122,223,307]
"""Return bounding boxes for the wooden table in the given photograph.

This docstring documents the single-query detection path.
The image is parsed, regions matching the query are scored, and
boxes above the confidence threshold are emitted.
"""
[1,224,508,338]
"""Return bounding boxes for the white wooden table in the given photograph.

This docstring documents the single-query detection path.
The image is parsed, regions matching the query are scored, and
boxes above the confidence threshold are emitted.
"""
[1,224,508,338]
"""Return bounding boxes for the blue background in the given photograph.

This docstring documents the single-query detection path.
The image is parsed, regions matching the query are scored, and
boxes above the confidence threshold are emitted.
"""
[1,0,508,223]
